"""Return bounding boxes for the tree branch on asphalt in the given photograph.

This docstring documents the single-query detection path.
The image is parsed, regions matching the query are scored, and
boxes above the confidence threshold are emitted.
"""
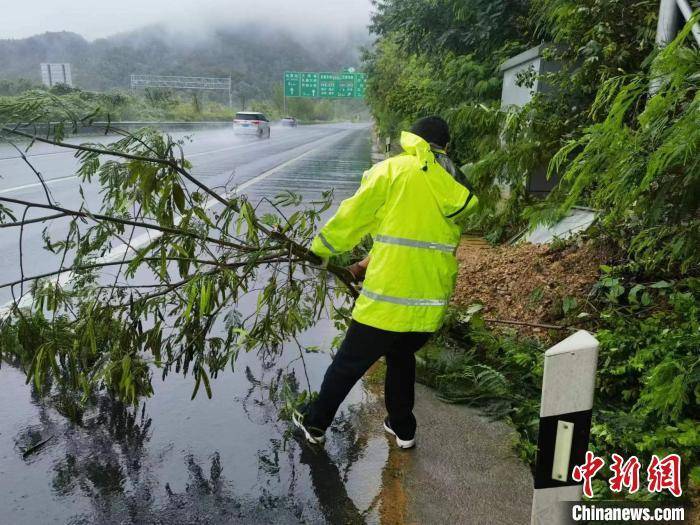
[0,212,69,228]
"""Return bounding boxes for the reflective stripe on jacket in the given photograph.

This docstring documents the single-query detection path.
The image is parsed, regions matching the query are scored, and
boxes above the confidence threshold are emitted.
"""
[310,131,478,332]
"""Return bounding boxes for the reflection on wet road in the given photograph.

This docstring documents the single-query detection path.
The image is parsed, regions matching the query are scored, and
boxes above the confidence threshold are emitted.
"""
[0,123,398,524]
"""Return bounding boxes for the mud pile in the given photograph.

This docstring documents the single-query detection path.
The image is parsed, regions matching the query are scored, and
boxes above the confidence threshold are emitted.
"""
[453,239,608,337]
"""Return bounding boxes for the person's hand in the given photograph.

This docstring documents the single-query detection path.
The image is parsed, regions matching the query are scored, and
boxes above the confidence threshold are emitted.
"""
[345,262,366,282]
[345,256,370,282]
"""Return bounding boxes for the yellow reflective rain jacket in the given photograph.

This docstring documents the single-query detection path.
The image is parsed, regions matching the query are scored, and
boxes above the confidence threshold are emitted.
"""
[310,131,478,333]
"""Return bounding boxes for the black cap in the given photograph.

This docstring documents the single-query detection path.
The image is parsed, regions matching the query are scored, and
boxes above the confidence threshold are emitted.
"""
[410,116,450,148]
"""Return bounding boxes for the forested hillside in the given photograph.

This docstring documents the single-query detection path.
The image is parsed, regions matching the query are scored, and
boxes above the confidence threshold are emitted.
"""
[0,24,368,95]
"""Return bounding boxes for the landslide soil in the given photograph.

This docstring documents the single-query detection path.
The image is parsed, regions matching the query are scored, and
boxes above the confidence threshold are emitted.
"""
[453,239,610,338]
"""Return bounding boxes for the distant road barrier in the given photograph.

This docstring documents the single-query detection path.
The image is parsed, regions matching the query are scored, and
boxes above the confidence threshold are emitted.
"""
[4,121,234,135]
[530,330,600,525]
[3,121,339,137]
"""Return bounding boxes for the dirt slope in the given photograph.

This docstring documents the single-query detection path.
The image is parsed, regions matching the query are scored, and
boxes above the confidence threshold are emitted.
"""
[453,238,608,337]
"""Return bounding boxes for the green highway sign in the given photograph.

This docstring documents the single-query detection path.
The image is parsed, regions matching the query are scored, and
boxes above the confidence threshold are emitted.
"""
[319,72,338,98]
[300,72,319,97]
[354,73,367,98]
[284,71,301,97]
[338,73,355,98]
[284,71,367,99]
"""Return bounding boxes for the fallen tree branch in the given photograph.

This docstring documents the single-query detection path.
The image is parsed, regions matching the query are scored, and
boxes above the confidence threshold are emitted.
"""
[0,197,359,299]
[0,132,359,298]
[483,317,572,331]
[0,212,69,228]
[0,195,252,251]
[0,112,363,406]
[21,435,55,458]
[0,255,296,291]
[2,126,231,209]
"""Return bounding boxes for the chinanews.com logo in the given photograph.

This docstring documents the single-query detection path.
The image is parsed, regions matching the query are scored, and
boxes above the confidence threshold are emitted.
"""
[567,452,688,523]
[570,504,686,523]
[573,452,682,498]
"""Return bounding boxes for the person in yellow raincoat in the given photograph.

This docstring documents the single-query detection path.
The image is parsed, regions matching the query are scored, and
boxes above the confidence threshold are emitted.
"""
[293,116,478,448]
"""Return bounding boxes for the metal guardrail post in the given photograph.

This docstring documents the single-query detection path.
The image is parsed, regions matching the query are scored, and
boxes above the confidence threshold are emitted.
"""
[652,0,699,94]
[675,0,700,45]
[530,330,599,525]
[657,0,682,46]
[656,0,700,47]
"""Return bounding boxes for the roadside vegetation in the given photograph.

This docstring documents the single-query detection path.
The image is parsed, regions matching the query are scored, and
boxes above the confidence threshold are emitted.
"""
[0,80,368,124]
[364,0,699,499]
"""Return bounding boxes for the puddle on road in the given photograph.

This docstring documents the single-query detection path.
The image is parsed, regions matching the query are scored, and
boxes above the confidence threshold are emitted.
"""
[0,127,415,524]
[0,341,404,524]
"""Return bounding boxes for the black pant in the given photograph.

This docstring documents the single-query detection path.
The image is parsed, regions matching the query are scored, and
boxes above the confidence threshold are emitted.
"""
[306,320,433,438]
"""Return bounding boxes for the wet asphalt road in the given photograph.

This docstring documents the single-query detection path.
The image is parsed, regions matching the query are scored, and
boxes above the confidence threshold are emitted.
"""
[0,123,395,524]
[0,123,364,306]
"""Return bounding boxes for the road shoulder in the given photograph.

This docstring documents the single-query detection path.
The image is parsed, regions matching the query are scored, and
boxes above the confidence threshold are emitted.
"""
[403,383,532,525]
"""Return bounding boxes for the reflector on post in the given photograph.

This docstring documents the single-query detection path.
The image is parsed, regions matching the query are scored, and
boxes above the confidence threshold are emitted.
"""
[531,330,599,525]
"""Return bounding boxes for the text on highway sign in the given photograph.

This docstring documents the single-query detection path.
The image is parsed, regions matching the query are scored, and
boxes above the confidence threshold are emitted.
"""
[284,71,367,99]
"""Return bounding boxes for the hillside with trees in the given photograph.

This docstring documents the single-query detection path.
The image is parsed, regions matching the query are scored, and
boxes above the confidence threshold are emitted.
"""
[0,24,368,97]
[0,24,370,123]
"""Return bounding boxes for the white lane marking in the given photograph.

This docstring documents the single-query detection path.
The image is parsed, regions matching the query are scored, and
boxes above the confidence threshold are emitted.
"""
[0,175,77,195]
[0,131,331,196]
[0,132,247,162]
[0,125,336,163]
[0,137,250,163]
[0,128,353,316]
[0,150,70,161]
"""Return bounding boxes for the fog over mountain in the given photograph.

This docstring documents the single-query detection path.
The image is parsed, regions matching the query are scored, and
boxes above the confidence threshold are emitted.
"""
[1,0,371,40]
[0,23,370,94]
[0,1,372,95]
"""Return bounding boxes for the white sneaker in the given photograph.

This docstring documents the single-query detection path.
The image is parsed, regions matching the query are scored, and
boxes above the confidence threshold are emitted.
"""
[383,417,416,449]
[292,410,326,445]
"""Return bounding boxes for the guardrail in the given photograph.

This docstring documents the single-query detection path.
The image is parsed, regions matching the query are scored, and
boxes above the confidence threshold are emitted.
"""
[657,0,700,46]
[4,121,233,135]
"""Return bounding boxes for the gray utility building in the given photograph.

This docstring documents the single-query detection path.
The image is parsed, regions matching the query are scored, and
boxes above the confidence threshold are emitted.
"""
[499,44,562,196]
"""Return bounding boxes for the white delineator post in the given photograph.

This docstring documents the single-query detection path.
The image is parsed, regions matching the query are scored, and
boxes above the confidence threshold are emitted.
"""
[531,330,599,525]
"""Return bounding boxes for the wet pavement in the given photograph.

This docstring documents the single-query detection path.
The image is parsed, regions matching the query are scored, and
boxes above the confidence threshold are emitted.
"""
[406,384,532,525]
[0,123,361,305]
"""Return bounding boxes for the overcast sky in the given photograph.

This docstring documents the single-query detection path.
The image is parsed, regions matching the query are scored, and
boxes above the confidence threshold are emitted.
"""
[1,0,373,40]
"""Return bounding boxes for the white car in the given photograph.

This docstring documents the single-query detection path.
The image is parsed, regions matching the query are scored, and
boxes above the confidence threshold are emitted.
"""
[233,112,271,138]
